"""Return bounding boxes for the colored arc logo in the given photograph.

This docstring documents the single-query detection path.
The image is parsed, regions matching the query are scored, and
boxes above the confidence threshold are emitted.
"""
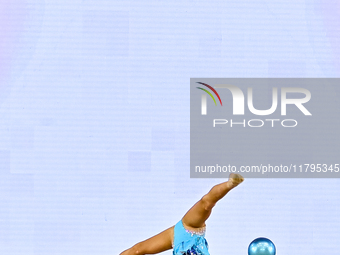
[196,82,223,106]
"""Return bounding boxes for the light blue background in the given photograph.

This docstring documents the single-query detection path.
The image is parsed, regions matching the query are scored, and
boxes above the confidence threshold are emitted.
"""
[0,0,339,254]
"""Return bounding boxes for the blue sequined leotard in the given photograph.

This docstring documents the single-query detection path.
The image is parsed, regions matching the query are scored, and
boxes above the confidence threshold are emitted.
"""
[172,220,210,255]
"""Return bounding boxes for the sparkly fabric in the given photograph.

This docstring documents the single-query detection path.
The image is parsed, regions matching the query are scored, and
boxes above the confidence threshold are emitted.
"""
[173,220,210,255]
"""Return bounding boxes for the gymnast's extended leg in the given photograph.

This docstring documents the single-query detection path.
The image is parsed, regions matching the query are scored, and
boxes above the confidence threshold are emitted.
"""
[119,173,244,255]
[182,173,244,229]
[119,226,174,255]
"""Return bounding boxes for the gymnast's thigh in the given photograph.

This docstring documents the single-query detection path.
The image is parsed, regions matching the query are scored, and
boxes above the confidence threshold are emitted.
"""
[136,226,174,254]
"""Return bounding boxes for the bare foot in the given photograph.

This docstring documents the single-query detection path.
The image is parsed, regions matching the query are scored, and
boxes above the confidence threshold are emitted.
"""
[228,173,244,188]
